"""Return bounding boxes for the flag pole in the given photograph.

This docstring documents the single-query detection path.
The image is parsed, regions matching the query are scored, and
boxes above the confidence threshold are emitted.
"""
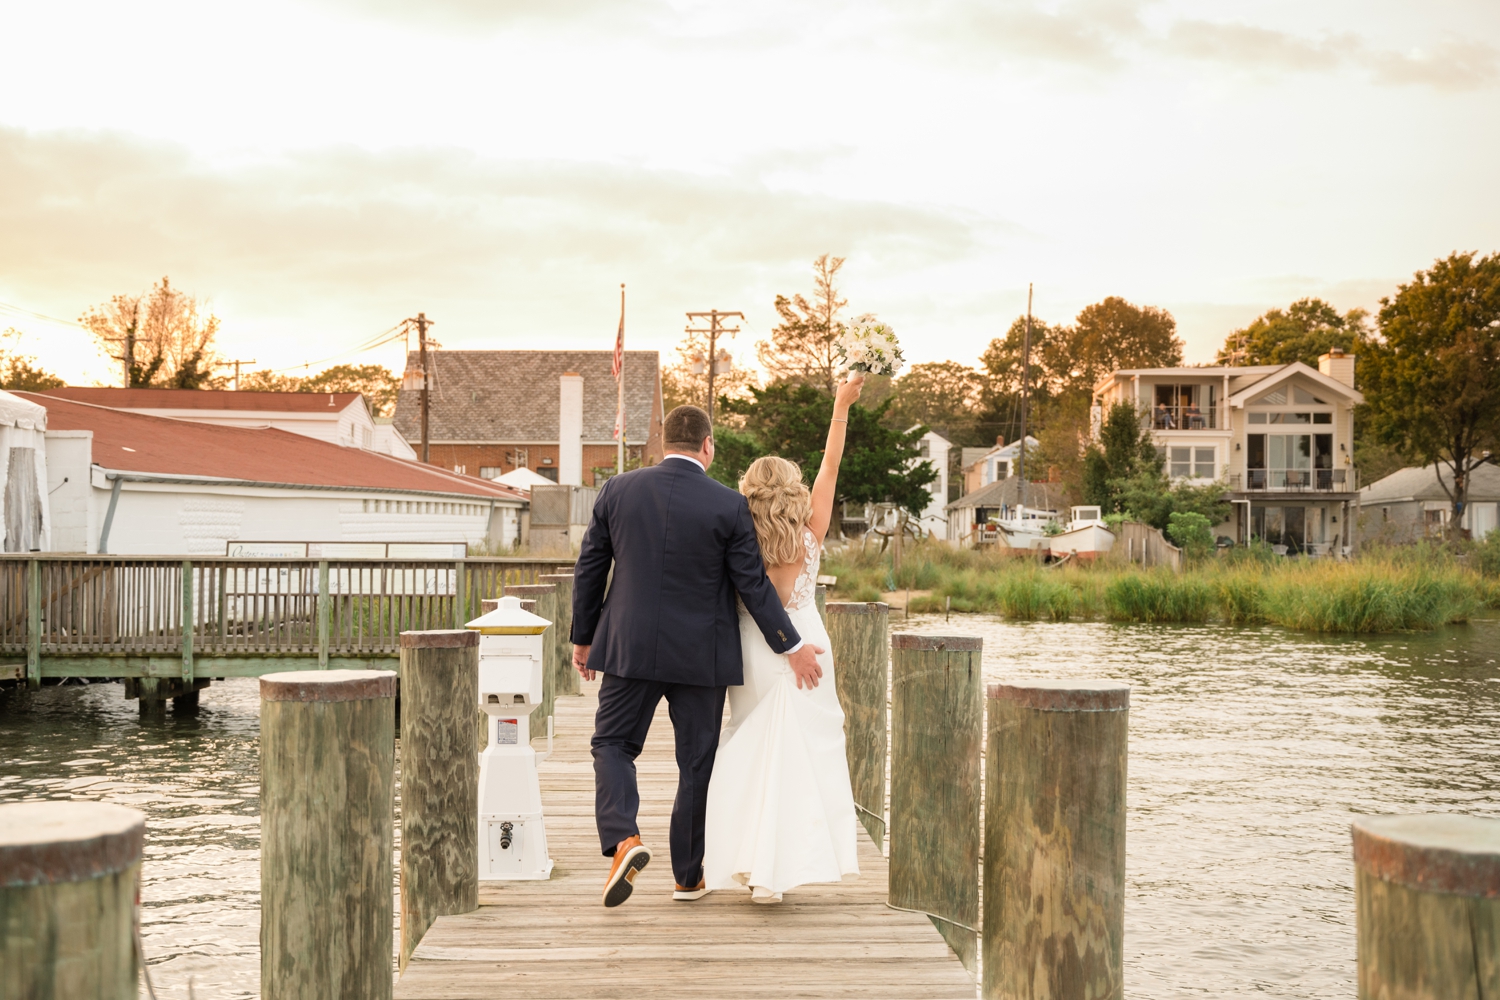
[616,284,626,478]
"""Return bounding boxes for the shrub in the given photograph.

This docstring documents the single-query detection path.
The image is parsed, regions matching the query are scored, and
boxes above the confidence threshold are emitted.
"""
[1167,511,1214,560]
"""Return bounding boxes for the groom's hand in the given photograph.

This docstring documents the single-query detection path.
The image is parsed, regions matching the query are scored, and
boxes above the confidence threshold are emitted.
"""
[573,644,596,682]
[788,645,824,690]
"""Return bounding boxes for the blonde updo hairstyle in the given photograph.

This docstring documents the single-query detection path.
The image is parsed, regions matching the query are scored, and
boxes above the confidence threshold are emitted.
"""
[739,456,813,568]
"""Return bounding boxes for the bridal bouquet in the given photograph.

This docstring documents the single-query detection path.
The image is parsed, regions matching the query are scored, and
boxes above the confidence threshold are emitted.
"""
[833,314,904,377]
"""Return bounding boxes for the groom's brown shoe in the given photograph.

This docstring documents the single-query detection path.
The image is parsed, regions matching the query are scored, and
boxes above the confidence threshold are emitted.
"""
[673,880,709,901]
[602,836,650,908]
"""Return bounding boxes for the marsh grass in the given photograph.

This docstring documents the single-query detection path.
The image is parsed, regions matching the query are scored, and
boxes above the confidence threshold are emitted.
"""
[824,538,1490,634]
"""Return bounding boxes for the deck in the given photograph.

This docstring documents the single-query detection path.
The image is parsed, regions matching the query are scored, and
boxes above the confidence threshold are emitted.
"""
[394,683,976,1000]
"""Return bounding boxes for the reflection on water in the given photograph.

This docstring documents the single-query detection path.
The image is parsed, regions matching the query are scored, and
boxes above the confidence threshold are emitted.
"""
[901,613,1500,998]
[1,617,1497,998]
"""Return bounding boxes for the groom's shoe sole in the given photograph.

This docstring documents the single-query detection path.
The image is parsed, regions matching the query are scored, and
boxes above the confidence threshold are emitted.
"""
[602,838,651,908]
[673,881,709,901]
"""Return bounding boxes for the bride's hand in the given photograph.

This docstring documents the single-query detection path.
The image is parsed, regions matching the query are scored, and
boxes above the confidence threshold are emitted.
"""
[834,375,865,410]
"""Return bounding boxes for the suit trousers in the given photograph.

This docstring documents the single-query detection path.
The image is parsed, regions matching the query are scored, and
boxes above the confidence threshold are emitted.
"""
[592,671,727,888]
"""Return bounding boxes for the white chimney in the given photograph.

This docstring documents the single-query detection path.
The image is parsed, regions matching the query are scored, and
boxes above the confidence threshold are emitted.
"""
[1318,350,1355,389]
[558,372,584,485]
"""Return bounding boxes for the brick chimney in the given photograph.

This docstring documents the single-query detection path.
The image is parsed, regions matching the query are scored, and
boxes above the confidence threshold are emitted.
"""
[559,372,584,485]
[1318,350,1355,389]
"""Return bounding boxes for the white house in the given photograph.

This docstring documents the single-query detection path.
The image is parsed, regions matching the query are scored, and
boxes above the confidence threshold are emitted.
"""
[960,436,1040,494]
[910,429,951,537]
[1093,350,1365,555]
[1359,463,1500,543]
[1,391,51,552]
[21,392,527,555]
[38,387,419,460]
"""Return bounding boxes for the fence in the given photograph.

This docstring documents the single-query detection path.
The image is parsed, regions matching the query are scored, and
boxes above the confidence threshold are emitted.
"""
[0,555,574,684]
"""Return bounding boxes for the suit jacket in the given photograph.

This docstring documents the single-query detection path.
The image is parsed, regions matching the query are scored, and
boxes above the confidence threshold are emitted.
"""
[570,457,802,687]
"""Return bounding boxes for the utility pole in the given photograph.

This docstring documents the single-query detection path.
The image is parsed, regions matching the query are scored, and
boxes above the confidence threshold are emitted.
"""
[1017,283,1032,493]
[684,309,743,425]
[404,313,436,464]
[227,359,257,391]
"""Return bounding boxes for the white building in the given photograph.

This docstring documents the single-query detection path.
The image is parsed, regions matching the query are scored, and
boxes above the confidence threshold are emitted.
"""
[910,429,951,537]
[1,391,51,552]
[20,391,526,555]
[960,436,1040,494]
[38,387,418,460]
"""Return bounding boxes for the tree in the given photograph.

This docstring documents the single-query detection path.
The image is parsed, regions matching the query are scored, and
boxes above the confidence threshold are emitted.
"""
[0,329,66,390]
[81,277,223,388]
[239,364,401,416]
[719,383,937,515]
[1053,297,1182,397]
[660,328,758,418]
[1167,511,1214,560]
[757,254,847,392]
[1362,251,1500,538]
[1216,298,1369,367]
[884,361,984,442]
[1082,402,1161,513]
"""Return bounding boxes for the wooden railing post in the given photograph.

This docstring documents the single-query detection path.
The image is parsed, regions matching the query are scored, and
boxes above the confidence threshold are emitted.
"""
[453,559,467,628]
[180,559,195,685]
[317,560,330,668]
[826,601,889,846]
[26,558,40,689]
[1353,814,1500,998]
[259,670,396,1000]
[984,680,1129,999]
[504,584,558,739]
[0,801,146,999]
[539,573,577,697]
[397,630,480,971]
[889,631,982,972]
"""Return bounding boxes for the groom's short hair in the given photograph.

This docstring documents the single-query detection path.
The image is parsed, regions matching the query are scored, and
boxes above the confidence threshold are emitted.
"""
[663,405,712,451]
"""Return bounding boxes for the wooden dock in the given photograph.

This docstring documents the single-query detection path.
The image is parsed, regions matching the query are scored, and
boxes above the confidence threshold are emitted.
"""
[394,683,976,1000]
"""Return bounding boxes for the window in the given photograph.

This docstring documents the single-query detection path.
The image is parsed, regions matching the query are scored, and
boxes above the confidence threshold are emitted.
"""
[1170,447,1192,478]
[1170,447,1217,479]
[1194,447,1215,479]
[1313,413,1332,424]
[918,439,930,458]
[479,466,502,480]
[1253,386,1326,406]
[514,448,529,469]
[538,467,559,483]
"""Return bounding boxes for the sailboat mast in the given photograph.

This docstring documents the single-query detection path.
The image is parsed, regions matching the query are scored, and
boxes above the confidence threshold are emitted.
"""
[1017,283,1032,517]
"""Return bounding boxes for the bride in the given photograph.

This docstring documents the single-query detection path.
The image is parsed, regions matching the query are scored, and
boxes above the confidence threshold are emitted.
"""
[703,374,865,903]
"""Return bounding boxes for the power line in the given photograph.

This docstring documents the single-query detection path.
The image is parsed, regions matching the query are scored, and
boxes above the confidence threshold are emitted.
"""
[0,299,88,329]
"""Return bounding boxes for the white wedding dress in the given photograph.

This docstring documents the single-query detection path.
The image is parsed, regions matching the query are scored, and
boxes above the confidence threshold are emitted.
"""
[704,528,860,901]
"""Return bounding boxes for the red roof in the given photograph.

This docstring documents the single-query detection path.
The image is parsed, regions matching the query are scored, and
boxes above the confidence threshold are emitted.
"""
[21,393,526,501]
[39,387,365,413]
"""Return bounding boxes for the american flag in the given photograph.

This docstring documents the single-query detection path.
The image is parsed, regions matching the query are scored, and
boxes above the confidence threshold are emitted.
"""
[613,286,625,441]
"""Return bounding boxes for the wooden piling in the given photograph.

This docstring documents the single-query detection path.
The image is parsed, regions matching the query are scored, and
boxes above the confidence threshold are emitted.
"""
[827,602,889,846]
[815,584,827,626]
[539,573,578,697]
[0,801,145,999]
[505,584,558,737]
[1353,814,1500,998]
[889,632,983,972]
[984,680,1129,1000]
[397,631,480,972]
[260,669,396,1000]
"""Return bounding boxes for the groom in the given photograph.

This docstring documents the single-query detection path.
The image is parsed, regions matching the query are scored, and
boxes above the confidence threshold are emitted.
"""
[571,404,825,907]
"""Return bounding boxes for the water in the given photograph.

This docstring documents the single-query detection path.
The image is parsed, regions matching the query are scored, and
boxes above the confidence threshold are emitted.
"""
[1,617,1497,998]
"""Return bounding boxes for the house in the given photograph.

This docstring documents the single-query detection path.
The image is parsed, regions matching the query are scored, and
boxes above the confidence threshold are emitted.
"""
[960,437,1039,495]
[37,387,418,460]
[392,351,664,486]
[1358,463,1500,543]
[20,392,527,555]
[945,477,1064,547]
[1092,350,1364,555]
[1,391,50,552]
[911,429,951,537]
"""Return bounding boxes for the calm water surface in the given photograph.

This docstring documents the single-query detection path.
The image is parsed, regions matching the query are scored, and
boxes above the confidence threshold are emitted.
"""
[1,616,1497,998]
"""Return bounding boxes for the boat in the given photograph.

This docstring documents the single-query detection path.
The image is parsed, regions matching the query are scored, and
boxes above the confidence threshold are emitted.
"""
[1047,506,1116,562]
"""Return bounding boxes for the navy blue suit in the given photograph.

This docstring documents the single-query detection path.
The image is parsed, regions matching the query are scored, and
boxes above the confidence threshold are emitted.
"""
[573,456,802,885]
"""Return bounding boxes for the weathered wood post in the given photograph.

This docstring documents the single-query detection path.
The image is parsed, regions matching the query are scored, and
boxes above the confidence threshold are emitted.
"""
[260,669,396,1000]
[1,801,145,998]
[504,584,558,737]
[539,572,578,697]
[889,632,983,972]
[984,680,1129,1000]
[1353,814,1500,998]
[827,602,889,846]
[815,584,827,626]
[398,630,480,971]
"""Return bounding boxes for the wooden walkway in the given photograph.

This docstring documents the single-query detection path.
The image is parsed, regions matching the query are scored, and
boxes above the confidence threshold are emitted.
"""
[395,682,976,1000]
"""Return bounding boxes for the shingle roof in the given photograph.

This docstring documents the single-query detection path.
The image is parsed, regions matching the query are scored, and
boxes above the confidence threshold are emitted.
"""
[21,393,526,501]
[1359,462,1500,504]
[392,350,659,444]
[40,387,366,413]
[947,477,1065,511]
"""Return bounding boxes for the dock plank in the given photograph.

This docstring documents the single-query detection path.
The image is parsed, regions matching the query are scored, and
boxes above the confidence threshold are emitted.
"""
[395,682,975,999]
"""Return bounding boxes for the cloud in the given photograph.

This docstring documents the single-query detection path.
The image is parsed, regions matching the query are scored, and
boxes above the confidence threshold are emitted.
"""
[308,0,664,30]
[1366,40,1499,91]
[0,127,981,362]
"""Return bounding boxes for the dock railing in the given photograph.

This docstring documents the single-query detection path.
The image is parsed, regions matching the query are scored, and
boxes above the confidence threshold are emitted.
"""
[0,555,574,686]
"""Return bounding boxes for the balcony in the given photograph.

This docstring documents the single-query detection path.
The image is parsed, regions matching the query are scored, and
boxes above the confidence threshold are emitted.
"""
[1144,404,1219,431]
[1230,469,1358,493]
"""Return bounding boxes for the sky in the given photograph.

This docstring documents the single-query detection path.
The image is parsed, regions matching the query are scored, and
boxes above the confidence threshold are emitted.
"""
[1,0,1498,386]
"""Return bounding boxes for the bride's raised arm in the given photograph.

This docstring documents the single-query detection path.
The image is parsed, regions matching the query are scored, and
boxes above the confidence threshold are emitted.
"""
[808,375,865,540]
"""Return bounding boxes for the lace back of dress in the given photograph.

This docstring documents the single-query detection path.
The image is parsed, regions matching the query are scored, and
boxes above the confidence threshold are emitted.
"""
[786,528,820,612]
